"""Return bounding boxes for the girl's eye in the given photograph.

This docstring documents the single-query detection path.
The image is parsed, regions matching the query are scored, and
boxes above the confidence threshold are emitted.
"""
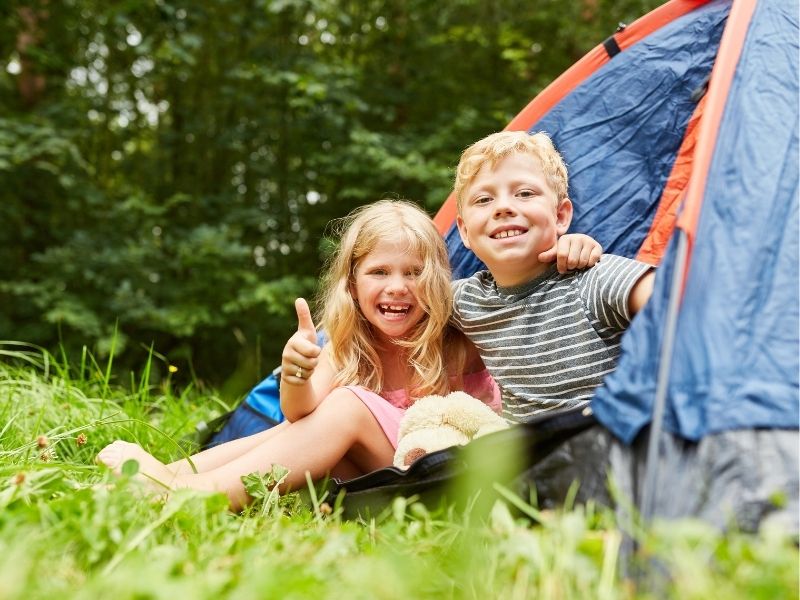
[370,269,387,276]
[405,267,423,278]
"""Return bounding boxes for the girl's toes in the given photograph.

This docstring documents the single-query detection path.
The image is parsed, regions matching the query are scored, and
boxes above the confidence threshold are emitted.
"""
[96,446,122,469]
[96,441,135,470]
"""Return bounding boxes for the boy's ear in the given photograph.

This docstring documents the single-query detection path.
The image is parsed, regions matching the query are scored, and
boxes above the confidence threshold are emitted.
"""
[455,215,472,250]
[555,197,573,236]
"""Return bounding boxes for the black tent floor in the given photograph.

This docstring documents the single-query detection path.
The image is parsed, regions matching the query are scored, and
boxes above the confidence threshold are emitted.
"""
[328,409,799,534]
[327,407,600,519]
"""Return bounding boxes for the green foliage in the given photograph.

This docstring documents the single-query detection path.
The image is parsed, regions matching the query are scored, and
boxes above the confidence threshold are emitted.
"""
[0,346,796,599]
[0,0,661,389]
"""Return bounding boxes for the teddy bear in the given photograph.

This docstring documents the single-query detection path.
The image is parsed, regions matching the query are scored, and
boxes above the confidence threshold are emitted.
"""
[393,391,509,468]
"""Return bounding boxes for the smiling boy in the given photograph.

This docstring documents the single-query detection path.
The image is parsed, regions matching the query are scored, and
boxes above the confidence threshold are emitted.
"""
[452,131,655,422]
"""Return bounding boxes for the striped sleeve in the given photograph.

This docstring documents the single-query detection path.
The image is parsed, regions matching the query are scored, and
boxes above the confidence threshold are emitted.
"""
[578,254,652,330]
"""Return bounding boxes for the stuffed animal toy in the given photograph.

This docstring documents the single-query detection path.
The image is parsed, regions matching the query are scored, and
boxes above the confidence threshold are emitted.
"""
[393,391,509,468]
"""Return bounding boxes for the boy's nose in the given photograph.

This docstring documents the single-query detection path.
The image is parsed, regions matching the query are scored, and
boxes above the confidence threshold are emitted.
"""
[493,193,516,215]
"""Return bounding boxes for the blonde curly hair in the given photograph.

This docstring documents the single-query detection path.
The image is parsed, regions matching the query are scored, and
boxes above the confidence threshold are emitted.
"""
[454,131,569,212]
[317,199,467,398]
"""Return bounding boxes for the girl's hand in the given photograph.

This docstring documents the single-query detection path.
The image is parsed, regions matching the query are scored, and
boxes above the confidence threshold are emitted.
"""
[281,298,321,386]
[538,234,602,273]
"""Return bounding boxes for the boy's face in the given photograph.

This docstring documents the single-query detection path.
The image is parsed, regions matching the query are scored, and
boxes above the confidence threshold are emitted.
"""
[456,153,572,287]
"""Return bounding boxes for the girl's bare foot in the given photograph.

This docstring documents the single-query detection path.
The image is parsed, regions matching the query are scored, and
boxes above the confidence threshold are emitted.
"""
[97,441,176,492]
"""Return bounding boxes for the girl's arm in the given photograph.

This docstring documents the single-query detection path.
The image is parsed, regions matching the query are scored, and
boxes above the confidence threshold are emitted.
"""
[279,298,336,422]
[463,337,487,375]
[280,345,336,421]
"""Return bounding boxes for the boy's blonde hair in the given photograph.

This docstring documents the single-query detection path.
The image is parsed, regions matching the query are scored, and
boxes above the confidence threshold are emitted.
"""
[454,131,569,212]
[318,199,466,398]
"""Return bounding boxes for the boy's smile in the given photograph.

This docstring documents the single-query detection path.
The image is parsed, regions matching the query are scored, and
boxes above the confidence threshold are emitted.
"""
[491,228,526,239]
[456,153,572,287]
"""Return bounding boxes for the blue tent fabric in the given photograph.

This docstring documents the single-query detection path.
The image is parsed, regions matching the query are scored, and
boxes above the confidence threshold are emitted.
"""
[594,0,800,443]
[445,0,798,444]
[445,225,485,281]
[534,0,729,258]
[445,0,729,277]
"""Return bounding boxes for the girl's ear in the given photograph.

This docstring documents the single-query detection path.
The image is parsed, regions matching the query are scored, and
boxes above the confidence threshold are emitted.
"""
[555,197,573,235]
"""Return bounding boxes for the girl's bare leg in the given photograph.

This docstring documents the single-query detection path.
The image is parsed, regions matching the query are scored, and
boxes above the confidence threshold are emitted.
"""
[167,422,290,475]
[329,456,363,481]
[98,388,394,510]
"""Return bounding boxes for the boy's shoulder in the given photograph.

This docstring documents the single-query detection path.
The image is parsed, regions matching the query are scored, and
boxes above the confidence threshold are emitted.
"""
[590,253,652,275]
[452,269,495,298]
[569,253,652,289]
[599,253,647,266]
[453,268,492,285]
[453,254,650,301]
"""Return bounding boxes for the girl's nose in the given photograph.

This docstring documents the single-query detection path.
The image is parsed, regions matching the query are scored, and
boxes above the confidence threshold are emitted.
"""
[386,275,408,294]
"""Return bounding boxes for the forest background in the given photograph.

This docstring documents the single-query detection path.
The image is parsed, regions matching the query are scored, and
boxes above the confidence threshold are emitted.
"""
[0,0,661,398]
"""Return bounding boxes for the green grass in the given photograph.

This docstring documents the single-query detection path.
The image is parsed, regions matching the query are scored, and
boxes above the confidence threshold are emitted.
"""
[0,342,796,599]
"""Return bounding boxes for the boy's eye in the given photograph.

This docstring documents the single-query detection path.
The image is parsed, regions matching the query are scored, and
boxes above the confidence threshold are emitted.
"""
[474,195,492,205]
[517,189,537,198]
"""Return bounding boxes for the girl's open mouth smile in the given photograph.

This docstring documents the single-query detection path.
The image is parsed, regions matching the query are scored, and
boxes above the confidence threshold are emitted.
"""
[378,303,411,320]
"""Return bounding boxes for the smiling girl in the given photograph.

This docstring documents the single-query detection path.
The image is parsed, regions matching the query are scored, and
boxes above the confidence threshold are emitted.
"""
[97,199,598,510]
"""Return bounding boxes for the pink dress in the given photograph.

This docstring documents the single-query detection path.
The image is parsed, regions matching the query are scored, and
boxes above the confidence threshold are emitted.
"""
[342,370,501,449]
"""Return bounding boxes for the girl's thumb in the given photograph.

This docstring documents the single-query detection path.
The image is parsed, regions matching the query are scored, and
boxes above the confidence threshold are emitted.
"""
[295,298,316,334]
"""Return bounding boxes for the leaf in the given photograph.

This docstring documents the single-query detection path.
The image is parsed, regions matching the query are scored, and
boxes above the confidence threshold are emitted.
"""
[241,471,269,502]
[121,459,140,477]
[241,464,289,500]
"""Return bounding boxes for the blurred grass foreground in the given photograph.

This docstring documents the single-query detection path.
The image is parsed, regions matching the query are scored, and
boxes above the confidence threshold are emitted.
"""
[0,343,796,599]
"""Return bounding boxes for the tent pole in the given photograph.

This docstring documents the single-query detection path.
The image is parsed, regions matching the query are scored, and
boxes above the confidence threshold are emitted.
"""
[640,231,689,522]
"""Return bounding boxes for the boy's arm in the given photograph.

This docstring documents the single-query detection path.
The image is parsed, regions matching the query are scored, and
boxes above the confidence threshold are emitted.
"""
[628,270,655,317]
[578,255,653,330]
[538,233,603,273]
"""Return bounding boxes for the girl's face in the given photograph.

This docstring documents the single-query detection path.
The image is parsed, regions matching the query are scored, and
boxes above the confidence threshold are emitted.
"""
[350,238,427,344]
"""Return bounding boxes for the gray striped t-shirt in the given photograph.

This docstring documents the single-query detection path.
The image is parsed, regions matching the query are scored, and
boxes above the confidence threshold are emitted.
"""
[452,254,652,422]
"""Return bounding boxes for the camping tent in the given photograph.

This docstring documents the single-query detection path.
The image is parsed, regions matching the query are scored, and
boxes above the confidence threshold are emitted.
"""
[338,0,798,529]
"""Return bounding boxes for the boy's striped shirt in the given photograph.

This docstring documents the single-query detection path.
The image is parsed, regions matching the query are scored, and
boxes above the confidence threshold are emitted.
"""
[452,254,651,422]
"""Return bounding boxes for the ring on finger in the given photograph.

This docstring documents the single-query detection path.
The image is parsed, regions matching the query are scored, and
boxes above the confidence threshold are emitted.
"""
[295,367,303,379]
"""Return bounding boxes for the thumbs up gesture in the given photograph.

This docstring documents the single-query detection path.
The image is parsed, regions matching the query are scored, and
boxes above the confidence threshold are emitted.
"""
[281,298,321,385]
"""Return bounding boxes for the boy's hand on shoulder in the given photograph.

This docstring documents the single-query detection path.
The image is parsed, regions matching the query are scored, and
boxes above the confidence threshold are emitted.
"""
[539,234,603,273]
